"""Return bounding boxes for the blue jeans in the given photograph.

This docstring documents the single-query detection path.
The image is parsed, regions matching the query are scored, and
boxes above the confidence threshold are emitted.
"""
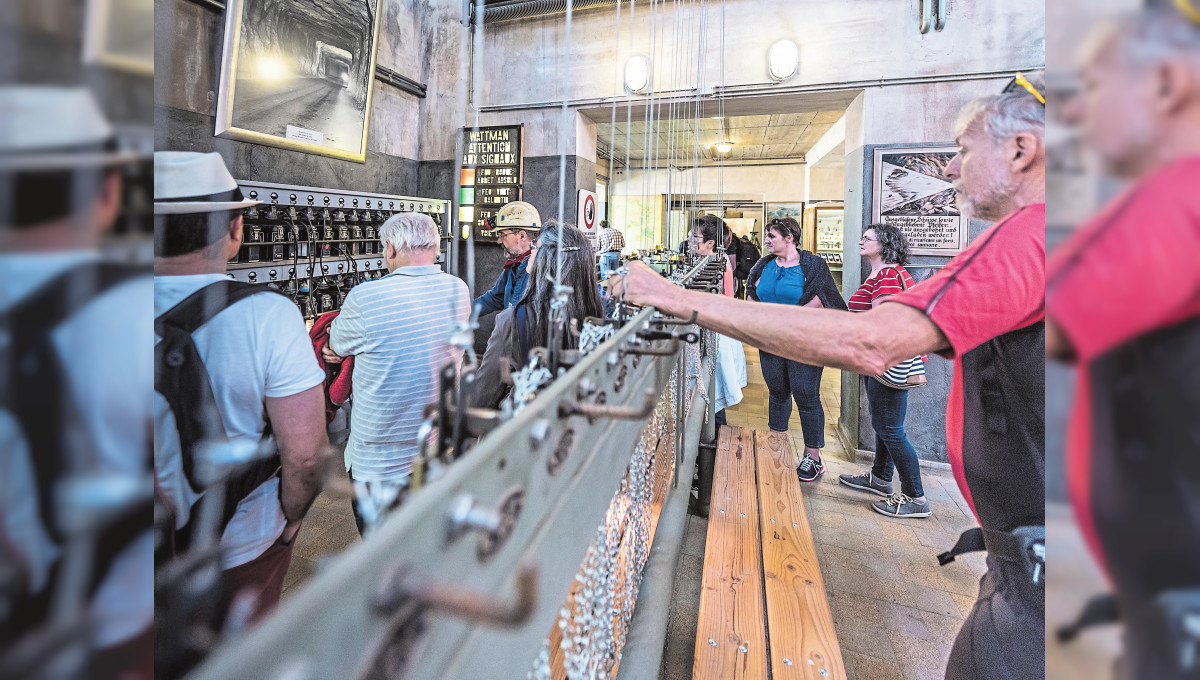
[599,251,621,279]
[865,377,924,497]
[758,350,825,449]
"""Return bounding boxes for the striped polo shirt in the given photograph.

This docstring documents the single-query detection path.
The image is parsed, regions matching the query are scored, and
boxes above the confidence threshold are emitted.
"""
[329,265,469,482]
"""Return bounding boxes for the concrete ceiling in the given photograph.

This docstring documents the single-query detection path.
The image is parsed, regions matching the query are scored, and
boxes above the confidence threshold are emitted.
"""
[597,110,843,164]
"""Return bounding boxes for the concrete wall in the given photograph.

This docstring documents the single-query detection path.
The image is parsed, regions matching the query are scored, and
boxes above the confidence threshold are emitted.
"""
[839,77,1021,464]
[611,165,805,201]
[154,0,424,195]
[807,165,844,202]
[472,0,1044,108]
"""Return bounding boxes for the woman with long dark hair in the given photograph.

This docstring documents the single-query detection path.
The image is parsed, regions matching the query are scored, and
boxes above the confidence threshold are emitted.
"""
[746,217,846,482]
[476,221,605,409]
[839,223,930,519]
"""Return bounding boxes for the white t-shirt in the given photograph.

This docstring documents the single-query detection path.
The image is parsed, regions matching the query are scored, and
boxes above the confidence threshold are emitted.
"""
[0,251,154,647]
[154,273,324,569]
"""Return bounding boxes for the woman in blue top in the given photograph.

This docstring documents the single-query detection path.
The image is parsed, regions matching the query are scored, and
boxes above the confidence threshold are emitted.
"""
[747,217,847,482]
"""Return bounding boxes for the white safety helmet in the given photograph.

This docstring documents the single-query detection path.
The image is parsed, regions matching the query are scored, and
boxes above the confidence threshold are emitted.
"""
[492,201,541,233]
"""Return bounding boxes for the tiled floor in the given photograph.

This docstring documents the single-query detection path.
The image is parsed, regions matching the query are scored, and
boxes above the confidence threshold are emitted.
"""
[280,481,359,600]
[662,345,990,680]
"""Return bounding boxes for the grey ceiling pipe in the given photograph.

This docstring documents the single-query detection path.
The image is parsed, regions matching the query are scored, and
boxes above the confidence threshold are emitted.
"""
[481,0,621,24]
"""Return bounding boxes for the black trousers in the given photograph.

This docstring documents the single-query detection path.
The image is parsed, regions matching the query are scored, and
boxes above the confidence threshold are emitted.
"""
[945,555,1045,680]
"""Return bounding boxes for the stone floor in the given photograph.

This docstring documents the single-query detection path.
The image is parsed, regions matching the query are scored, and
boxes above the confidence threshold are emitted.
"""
[661,346,990,680]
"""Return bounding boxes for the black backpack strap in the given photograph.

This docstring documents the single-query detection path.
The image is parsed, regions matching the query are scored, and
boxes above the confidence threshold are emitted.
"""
[5,262,148,543]
[1,262,148,635]
[154,280,288,562]
[1057,593,1120,643]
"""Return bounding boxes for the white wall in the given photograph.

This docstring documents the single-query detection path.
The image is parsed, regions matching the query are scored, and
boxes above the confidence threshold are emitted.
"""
[807,165,844,202]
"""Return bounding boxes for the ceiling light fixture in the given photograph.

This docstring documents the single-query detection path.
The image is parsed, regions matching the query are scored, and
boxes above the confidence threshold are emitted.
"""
[767,39,800,82]
[714,141,733,154]
[624,55,651,94]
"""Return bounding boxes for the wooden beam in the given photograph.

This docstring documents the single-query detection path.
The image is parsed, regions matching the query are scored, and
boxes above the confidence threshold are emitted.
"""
[692,426,768,679]
[753,430,845,679]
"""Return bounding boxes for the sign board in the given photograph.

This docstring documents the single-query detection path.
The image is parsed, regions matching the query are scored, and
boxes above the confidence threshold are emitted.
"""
[578,189,598,234]
[871,145,967,256]
[458,125,523,240]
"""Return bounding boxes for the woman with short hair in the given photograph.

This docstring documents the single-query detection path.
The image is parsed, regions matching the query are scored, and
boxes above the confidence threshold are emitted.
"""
[746,217,846,482]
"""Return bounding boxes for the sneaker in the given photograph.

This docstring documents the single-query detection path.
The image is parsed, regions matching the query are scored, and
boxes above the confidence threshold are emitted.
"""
[872,493,932,519]
[838,470,893,497]
[796,455,825,482]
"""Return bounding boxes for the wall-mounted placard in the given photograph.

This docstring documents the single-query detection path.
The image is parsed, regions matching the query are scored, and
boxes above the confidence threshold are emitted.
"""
[458,125,523,240]
[871,145,967,256]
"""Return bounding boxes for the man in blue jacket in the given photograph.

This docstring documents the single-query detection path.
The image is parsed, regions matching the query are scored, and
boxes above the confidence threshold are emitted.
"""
[473,201,541,317]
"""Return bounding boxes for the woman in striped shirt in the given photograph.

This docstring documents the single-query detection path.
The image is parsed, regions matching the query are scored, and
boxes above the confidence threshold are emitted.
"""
[838,223,931,519]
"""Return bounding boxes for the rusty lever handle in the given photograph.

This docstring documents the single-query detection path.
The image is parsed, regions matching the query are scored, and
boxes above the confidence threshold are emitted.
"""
[373,558,538,628]
[558,388,656,421]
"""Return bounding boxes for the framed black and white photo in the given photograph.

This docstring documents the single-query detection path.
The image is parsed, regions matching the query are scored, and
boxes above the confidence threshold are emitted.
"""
[215,0,384,162]
[871,145,967,256]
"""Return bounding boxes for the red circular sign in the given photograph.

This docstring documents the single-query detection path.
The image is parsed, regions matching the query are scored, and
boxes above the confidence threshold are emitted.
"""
[582,193,596,231]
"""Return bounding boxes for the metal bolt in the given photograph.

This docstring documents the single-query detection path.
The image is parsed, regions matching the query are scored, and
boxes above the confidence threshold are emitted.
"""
[739,513,746,517]
[783,658,793,666]
[738,646,747,654]
[819,670,829,677]
[718,509,725,514]
[708,639,716,647]
[770,518,776,523]
[793,523,799,527]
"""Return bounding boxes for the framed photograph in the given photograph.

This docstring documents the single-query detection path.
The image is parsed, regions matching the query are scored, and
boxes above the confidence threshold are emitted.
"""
[871,145,967,256]
[215,0,384,162]
[765,201,805,224]
[84,0,154,76]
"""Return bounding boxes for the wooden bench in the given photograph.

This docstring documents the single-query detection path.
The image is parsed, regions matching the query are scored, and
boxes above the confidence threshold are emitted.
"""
[692,426,845,679]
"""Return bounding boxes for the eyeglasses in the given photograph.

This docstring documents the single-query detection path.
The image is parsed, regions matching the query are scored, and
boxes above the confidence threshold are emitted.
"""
[1003,71,1045,106]
[859,236,877,243]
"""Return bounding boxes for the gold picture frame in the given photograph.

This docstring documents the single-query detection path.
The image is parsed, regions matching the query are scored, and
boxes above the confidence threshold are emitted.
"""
[214,0,384,163]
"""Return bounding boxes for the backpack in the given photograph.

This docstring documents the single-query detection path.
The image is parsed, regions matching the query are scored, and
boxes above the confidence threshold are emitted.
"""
[0,262,150,640]
[153,280,287,564]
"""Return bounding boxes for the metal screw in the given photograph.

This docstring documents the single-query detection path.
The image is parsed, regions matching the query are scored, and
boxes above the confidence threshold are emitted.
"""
[738,646,747,654]
[770,518,776,523]
[793,523,798,527]
[718,509,725,514]
[819,670,829,677]
[708,639,716,647]
[739,513,746,517]
[783,658,793,666]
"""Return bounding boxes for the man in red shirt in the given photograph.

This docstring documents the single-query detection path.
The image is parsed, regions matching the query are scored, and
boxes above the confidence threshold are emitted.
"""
[1047,9,1200,677]
[612,79,1046,678]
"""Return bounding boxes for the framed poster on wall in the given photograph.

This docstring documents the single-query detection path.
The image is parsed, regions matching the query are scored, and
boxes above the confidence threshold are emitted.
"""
[214,0,384,162]
[871,145,967,256]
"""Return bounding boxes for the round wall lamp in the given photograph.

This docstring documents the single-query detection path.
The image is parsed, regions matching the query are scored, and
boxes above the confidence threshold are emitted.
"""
[767,39,800,82]
[625,55,651,94]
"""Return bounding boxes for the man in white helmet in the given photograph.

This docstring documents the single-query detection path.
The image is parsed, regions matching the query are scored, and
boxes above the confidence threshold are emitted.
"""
[473,200,540,317]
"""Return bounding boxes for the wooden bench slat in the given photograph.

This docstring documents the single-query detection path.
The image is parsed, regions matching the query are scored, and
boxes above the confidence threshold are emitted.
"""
[754,430,846,679]
[692,425,768,680]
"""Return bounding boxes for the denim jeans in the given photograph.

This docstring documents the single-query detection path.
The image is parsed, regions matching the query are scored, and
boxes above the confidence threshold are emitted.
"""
[865,377,924,497]
[758,349,825,449]
[599,251,621,279]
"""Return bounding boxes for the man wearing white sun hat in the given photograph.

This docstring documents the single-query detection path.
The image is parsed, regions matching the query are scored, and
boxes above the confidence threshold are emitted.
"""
[152,150,327,644]
[0,86,152,678]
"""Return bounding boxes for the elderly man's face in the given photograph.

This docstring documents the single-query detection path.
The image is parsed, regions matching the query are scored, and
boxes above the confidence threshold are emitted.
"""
[945,121,1017,222]
[1066,29,1163,179]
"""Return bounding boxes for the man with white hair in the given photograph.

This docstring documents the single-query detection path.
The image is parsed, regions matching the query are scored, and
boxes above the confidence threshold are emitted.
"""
[324,212,469,533]
[611,77,1047,678]
[1048,7,1200,677]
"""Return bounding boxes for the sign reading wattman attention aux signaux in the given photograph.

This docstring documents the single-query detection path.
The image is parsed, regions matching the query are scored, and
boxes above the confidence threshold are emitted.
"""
[458,125,524,239]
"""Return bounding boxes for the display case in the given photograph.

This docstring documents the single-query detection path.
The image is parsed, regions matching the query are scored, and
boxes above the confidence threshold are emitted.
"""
[805,204,845,291]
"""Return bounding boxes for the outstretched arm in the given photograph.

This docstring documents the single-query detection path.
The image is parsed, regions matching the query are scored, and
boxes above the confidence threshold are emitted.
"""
[610,261,948,374]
